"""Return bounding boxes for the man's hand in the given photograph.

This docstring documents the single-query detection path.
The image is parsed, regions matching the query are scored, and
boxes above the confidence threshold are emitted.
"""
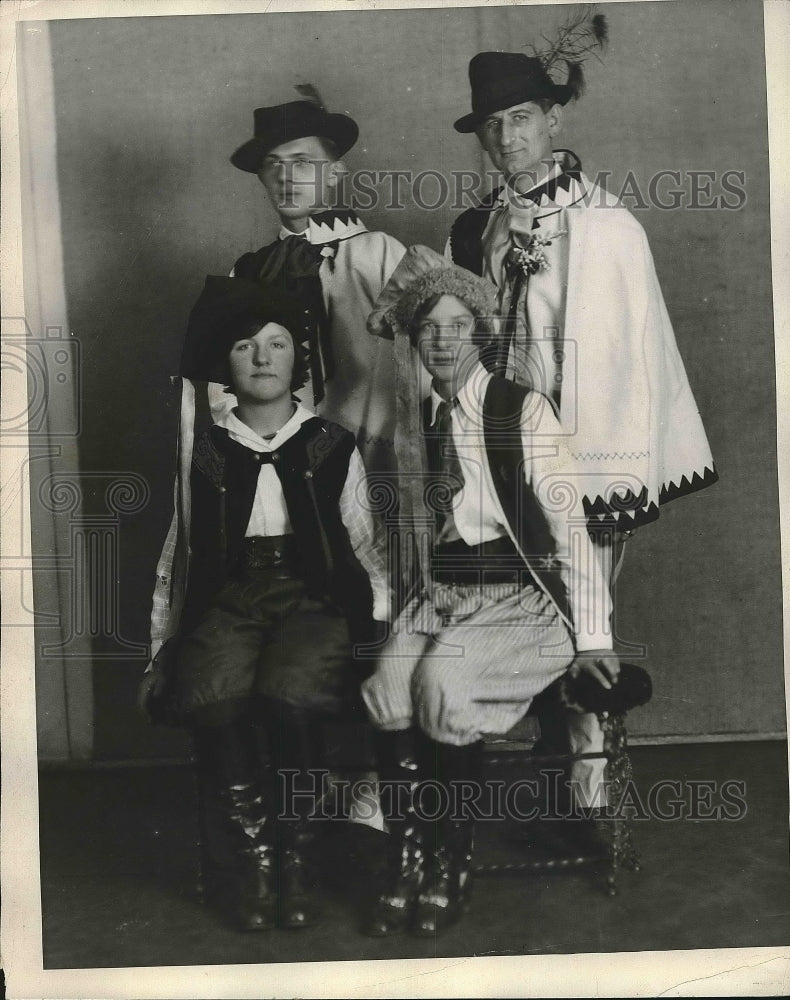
[137,666,166,722]
[569,649,620,690]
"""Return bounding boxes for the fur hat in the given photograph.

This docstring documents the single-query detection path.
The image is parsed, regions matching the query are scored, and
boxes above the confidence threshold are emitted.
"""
[367,244,497,341]
[392,265,497,340]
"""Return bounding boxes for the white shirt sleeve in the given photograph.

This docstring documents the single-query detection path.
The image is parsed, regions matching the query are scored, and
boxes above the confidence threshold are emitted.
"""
[149,505,179,664]
[338,447,392,621]
[521,394,613,652]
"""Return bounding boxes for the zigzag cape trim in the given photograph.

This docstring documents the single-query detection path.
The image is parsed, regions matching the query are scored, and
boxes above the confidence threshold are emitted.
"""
[449,160,718,529]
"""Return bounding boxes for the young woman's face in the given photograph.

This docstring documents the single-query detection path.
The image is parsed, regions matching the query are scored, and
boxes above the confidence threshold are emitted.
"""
[415,295,479,385]
[228,323,295,404]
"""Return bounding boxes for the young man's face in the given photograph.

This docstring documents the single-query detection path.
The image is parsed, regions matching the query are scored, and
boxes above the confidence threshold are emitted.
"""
[476,101,561,190]
[228,323,295,404]
[416,295,480,389]
[257,136,339,227]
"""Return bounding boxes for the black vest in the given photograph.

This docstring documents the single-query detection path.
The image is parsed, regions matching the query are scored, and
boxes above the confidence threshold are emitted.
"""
[482,377,570,623]
[447,188,502,276]
[183,417,373,636]
[423,378,570,623]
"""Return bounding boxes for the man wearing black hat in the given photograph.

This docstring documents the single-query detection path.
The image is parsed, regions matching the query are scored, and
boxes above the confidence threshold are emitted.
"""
[223,98,406,476]
[141,276,390,933]
[447,41,717,848]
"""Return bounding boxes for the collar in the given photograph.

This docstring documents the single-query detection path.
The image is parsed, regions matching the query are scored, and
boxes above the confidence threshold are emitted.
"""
[429,361,491,425]
[495,149,586,215]
[519,160,562,197]
[217,402,314,453]
[277,209,368,246]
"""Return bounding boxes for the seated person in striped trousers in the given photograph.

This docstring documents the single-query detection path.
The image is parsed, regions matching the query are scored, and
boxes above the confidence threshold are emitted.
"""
[140,276,390,932]
[360,249,619,937]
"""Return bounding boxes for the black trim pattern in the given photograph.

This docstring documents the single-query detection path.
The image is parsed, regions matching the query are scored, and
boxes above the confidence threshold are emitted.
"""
[584,465,719,532]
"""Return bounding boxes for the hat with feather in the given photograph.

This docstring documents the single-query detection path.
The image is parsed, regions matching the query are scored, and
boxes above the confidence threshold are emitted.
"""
[454,9,608,132]
[231,84,358,173]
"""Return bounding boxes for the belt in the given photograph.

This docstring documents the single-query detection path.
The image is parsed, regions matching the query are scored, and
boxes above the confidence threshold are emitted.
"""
[237,535,301,573]
[430,536,527,585]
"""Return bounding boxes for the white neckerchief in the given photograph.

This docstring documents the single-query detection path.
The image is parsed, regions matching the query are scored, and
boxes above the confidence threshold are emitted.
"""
[217,402,314,452]
[215,403,314,538]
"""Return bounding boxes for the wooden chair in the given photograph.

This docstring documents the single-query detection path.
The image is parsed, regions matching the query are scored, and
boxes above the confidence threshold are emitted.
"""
[473,662,651,895]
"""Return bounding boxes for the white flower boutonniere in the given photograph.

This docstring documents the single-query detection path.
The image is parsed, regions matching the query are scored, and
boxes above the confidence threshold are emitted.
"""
[509,231,567,277]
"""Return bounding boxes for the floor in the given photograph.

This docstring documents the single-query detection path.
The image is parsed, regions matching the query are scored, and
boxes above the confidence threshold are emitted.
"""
[38,741,789,969]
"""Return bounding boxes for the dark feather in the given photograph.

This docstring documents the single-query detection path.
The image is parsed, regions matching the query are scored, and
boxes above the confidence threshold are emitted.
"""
[294,83,326,110]
[532,5,609,92]
[591,13,608,44]
[565,61,586,100]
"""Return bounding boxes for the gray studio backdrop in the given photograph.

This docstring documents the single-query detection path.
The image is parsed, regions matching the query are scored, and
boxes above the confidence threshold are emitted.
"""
[28,0,783,759]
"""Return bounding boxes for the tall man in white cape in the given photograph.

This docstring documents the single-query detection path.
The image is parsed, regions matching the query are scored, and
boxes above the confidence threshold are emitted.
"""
[446,44,717,846]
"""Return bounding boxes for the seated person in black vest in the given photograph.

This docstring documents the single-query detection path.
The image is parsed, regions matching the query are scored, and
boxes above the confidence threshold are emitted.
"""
[360,250,619,938]
[140,276,390,932]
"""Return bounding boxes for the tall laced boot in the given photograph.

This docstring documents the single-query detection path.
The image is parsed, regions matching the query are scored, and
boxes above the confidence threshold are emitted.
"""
[193,724,276,931]
[364,728,425,937]
[262,698,325,930]
[219,781,277,931]
[412,736,483,938]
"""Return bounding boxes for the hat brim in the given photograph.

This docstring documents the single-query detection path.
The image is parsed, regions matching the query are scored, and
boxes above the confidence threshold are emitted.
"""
[231,113,359,173]
[453,84,573,133]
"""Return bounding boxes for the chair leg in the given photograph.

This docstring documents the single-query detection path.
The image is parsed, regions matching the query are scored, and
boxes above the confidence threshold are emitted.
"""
[601,712,641,897]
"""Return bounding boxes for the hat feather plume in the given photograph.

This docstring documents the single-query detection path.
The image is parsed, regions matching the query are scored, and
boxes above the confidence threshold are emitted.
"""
[294,82,327,111]
[528,6,608,100]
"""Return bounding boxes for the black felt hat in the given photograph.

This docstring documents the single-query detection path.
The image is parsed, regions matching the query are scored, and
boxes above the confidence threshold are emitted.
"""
[231,100,359,173]
[454,52,573,133]
[181,276,311,384]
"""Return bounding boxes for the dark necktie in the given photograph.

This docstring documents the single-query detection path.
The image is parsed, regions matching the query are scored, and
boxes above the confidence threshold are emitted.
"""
[252,235,339,403]
[428,398,464,538]
[498,255,528,377]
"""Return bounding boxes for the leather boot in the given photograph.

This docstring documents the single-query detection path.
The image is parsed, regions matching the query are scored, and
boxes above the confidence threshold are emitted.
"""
[412,736,483,938]
[193,723,276,931]
[262,698,325,929]
[219,781,277,931]
[364,728,425,937]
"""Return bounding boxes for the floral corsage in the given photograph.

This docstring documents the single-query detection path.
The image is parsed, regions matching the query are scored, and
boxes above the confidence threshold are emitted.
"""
[509,231,566,276]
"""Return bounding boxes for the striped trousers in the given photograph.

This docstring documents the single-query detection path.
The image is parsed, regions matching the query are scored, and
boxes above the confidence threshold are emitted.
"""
[361,581,608,806]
